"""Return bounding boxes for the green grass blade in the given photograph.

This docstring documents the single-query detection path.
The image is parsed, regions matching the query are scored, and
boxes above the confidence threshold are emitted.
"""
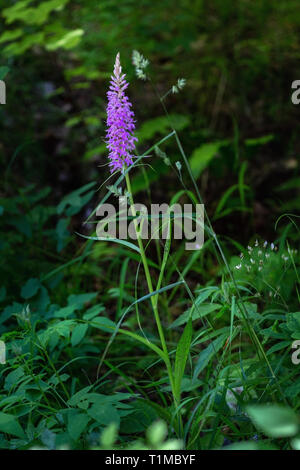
[174,318,193,402]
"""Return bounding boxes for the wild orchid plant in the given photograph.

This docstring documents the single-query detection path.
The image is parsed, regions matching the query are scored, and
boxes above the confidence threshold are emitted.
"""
[104,53,180,413]
[98,52,294,440]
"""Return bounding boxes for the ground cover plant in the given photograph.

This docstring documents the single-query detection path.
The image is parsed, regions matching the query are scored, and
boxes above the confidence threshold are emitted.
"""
[0,0,300,451]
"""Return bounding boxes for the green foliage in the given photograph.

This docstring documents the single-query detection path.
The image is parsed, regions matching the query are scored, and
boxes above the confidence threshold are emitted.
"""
[247,405,299,439]
[189,141,229,180]
[0,0,83,55]
[1,0,300,452]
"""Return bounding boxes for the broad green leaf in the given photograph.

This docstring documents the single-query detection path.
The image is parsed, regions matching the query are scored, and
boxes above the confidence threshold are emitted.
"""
[71,323,88,347]
[136,114,189,142]
[41,320,76,344]
[247,405,299,438]
[120,400,157,434]
[189,141,229,179]
[0,30,23,45]
[100,423,118,448]
[83,303,105,320]
[4,367,24,391]
[0,302,23,325]
[67,292,98,308]
[3,33,45,55]
[41,428,56,450]
[67,410,90,441]
[291,437,300,450]
[90,317,116,333]
[21,278,41,299]
[286,312,300,339]
[47,29,84,51]
[146,421,167,446]
[0,412,25,438]
[3,0,69,25]
[88,404,120,427]
[67,386,93,407]
[53,304,77,318]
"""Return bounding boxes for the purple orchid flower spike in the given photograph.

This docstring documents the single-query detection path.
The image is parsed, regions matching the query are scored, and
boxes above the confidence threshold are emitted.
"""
[106,53,138,173]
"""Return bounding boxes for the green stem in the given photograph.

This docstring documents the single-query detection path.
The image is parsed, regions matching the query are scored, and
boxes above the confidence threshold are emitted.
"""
[124,171,177,407]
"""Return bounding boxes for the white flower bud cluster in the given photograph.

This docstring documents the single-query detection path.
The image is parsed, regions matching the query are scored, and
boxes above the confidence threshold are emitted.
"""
[234,240,296,273]
[172,78,186,94]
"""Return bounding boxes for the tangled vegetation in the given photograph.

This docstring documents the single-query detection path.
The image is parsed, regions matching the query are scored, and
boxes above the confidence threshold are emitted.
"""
[0,0,300,450]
